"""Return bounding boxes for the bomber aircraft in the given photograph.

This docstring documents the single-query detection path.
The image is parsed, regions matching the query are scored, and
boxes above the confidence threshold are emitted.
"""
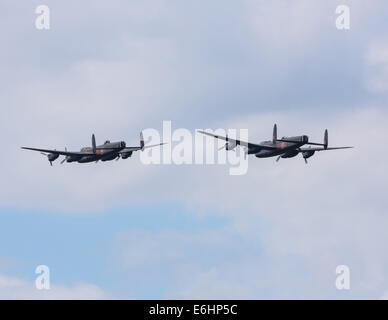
[198,124,353,163]
[21,132,164,166]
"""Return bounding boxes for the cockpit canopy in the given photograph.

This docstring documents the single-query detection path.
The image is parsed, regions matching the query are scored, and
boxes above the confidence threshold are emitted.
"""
[104,140,111,144]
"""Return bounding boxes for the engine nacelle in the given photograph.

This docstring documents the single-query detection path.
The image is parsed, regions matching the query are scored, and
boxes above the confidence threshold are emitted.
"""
[101,154,117,162]
[78,155,96,163]
[47,153,59,162]
[66,154,83,162]
[281,149,299,158]
[302,150,315,159]
[225,141,237,151]
[121,151,133,159]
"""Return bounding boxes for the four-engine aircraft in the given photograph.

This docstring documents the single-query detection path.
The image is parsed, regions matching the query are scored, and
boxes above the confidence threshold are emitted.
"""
[21,132,164,166]
[22,124,353,166]
[198,124,353,163]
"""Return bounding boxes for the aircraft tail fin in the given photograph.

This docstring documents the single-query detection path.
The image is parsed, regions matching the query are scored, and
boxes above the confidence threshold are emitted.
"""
[140,132,145,151]
[92,134,96,154]
[139,131,166,151]
[272,124,277,144]
[324,129,328,149]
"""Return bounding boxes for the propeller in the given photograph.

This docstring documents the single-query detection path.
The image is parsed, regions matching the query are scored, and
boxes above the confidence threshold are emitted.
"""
[116,154,121,161]
[301,146,311,164]
[40,152,53,166]
[218,134,228,150]
[218,134,236,151]
[60,147,68,164]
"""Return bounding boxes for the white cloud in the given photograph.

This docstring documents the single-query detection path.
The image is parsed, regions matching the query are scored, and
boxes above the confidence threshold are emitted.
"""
[244,0,385,55]
[1,0,387,214]
[245,0,328,54]
[0,274,108,299]
[109,106,388,299]
[366,37,388,93]
[173,267,252,299]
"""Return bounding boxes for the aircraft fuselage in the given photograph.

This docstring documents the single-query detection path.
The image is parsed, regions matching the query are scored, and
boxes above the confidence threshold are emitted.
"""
[67,141,126,163]
[251,135,308,158]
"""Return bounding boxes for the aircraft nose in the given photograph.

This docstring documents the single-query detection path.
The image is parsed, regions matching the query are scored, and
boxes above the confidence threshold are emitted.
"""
[121,141,126,148]
[304,135,309,143]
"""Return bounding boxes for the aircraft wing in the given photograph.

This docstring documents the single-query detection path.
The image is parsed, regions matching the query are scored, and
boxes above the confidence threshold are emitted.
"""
[197,130,276,150]
[119,143,166,153]
[119,147,141,153]
[298,146,353,152]
[21,147,94,156]
[143,142,166,150]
